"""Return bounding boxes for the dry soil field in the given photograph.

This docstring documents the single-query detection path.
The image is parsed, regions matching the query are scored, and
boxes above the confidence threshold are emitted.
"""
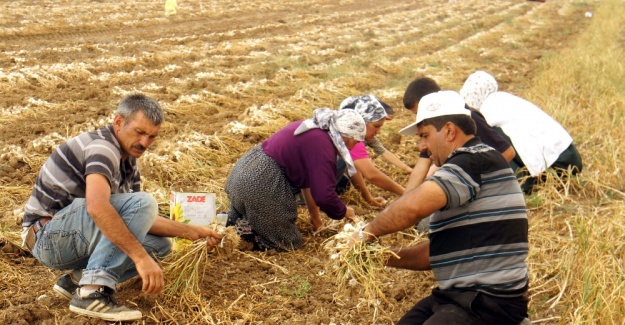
[0,0,597,324]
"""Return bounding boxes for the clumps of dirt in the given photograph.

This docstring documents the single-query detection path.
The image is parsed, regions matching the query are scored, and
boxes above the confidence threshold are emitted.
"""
[0,303,53,325]
[387,132,403,146]
[0,237,27,256]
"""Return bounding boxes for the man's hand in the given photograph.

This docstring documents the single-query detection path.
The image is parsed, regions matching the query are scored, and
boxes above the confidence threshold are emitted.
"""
[188,225,223,250]
[348,224,375,246]
[349,229,361,246]
[135,256,164,295]
[151,217,224,249]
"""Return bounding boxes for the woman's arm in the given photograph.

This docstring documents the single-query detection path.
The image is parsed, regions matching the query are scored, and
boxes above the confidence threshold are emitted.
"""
[301,188,322,230]
[380,151,413,174]
[349,171,387,207]
[368,137,412,174]
[355,158,405,196]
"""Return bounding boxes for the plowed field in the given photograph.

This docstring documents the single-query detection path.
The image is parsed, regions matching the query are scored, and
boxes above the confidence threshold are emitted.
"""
[0,0,594,324]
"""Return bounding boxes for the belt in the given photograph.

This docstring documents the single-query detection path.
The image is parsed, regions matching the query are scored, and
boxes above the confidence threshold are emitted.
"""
[24,217,52,252]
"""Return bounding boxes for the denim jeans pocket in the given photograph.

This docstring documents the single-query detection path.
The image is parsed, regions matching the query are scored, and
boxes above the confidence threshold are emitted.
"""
[34,229,90,270]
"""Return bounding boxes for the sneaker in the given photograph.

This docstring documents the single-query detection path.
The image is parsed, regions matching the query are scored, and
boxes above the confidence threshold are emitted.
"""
[53,274,79,300]
[69,287,142,322]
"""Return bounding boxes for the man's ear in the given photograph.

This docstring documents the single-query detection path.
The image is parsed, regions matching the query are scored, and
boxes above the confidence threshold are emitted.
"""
[444,122,456,140]
[113,115,124,131]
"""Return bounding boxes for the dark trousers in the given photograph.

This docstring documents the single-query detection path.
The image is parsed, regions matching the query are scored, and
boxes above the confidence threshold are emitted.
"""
[335,156,350,194]
[493,127,583,193]
[396,288,528,325]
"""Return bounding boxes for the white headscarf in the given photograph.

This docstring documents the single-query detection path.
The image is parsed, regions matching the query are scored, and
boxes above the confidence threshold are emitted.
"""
[459,71,498,110]
[338,94,387,124]
[294,108,365,176]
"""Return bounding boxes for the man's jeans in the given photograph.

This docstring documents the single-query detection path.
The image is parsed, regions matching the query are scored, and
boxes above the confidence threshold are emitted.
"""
[30,192,172,291]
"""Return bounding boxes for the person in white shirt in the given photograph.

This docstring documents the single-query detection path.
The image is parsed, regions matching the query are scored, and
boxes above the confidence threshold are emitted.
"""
[460,70,583,193]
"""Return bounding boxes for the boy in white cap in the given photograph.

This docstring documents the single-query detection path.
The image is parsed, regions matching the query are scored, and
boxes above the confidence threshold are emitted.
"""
[402,77,515,193]
[352,91,530,324]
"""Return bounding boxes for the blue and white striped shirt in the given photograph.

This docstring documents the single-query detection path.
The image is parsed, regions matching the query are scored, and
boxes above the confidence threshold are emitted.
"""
[427,138,529,298]
[23,125,140,226]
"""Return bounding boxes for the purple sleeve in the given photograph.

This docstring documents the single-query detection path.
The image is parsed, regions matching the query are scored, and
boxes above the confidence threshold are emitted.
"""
[299,132,347,220]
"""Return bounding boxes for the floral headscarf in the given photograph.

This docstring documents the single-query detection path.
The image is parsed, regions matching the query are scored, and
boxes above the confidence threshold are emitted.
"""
[338,94,388,124]
[459,71,498,110]
[294,108,365,176]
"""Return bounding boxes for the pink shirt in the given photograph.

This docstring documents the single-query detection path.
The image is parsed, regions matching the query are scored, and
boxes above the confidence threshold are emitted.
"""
[349,142,369,161]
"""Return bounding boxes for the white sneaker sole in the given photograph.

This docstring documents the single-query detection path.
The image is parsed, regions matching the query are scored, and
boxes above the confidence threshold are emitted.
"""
[69,304,142,322]
[52,284,73,300]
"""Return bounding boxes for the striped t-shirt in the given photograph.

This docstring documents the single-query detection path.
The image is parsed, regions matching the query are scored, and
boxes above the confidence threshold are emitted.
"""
[427,137,528,298]
[23,125,141,226]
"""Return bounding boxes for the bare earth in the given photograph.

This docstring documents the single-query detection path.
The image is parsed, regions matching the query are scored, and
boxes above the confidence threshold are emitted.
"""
[0,0,594,324]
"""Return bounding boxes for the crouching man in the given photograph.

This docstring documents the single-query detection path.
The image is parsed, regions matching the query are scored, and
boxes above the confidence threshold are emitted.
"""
[354,91,530,324]
[22,94,222,322]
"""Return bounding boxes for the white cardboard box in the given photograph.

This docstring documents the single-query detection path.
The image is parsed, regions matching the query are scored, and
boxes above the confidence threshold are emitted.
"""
[170,191,218,249]
[169,191,217,226]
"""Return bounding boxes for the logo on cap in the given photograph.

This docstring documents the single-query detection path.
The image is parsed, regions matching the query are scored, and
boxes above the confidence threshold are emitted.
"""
[427,103,441,111]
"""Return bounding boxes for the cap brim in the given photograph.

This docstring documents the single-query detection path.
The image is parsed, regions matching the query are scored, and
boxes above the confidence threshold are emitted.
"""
[399,122,418,136]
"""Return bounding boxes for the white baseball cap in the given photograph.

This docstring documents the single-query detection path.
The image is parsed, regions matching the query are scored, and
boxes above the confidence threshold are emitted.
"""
[399,90,470,136]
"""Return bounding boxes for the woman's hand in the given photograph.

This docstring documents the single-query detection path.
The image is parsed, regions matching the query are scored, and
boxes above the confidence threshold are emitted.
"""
[343,206,356,223]
[368,196,387,207]
[310,214,323,231]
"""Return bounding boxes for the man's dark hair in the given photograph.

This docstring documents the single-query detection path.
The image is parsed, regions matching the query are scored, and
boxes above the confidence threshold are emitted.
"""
[116,94,164,125]
[417,115,477,136]
[403,77,441,110]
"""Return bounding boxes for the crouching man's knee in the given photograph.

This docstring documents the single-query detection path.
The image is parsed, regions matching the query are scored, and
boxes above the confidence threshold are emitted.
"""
[111,192,160,229]
[144,234,172,259]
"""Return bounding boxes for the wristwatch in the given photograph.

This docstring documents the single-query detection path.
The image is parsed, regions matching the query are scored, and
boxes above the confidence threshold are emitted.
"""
[358,225,374,242]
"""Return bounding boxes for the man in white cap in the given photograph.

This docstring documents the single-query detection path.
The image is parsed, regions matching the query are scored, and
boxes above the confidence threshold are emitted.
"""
[352,91,530,324]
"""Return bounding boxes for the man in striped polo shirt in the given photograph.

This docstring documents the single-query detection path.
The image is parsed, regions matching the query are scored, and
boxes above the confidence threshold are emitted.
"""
[355,90,529,324]
[22,94,222,322]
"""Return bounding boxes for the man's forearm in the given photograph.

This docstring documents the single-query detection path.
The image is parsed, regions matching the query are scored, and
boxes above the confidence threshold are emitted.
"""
[365,195,421,237]
[89,203,153,262]
[150,216,194,238]
[501,146,516,162]
[365,181,446,237]
[385,241,431,271]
